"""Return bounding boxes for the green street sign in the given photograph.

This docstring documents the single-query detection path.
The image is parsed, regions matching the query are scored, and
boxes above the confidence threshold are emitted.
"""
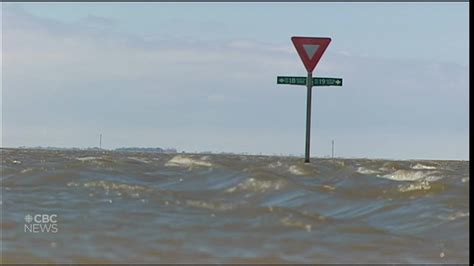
[277,76,343,86]
[277,76,307,85]
[313,77,343,86]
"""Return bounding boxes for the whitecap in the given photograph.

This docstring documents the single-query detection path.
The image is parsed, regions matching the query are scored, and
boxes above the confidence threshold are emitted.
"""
[81,180,152,197]
[438,211,469,221]
[165,155,212,168]
[76,157,98,161]
[66,182,80,187]
[356,167,379,175]
[268,161,283,169]
[411,163,437,170]
[20,168,34,174]
[226,177,284,193]
[381,170,440,182]
[424,175,444,182]
[200,155,210,161]
[280,216,312,232]
[289,165,305,176]
[398,181,431,192]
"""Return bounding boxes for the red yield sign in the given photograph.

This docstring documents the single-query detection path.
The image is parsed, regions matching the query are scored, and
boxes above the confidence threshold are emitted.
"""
[291,37,331,73]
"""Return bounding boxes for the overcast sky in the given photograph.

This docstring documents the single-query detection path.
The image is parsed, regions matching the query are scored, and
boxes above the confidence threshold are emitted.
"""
[1,3,469,160]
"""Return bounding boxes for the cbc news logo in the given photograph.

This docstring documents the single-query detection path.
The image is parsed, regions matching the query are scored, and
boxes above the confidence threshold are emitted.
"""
[24,214,58,233]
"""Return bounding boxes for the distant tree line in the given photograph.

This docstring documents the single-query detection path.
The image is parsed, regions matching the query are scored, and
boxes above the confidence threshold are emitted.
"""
[115,147,177,153]
[17,146,177,153]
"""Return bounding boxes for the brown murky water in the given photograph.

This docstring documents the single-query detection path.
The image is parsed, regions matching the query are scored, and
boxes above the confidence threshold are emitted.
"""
[0,148,469,263]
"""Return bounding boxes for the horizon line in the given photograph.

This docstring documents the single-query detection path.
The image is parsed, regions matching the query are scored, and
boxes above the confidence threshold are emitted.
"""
[0,146,468,162]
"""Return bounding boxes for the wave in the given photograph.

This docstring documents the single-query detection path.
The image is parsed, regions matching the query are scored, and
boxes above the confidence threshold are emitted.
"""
[397,180,432,192]
[76,156,99,161]
[68,180,153,198]
[438,211,469,221]
[185,199,235,211]
[267,161,283,169]
[378,161,406,172]
[356,167,380,175]
[266,161,308,176]
[226,177,285,193]
[280,215,312,232]
[288,165,305,176]
[380,170,441,182]
[411,163,437,170]
[126,157,151,164]
[165,155,213,168]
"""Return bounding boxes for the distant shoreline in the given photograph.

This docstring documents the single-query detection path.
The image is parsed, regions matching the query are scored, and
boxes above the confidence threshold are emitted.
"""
[0,147,468,162]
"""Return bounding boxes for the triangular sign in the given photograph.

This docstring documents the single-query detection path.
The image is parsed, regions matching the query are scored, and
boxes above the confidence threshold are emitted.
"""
[292,36,331,73]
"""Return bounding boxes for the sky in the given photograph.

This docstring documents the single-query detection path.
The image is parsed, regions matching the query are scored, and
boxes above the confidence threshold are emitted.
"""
[1,3,469,160]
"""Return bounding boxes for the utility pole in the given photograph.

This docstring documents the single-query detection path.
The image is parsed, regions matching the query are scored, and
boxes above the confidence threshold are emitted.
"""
[332,139,335,158]
[99,134,102,150]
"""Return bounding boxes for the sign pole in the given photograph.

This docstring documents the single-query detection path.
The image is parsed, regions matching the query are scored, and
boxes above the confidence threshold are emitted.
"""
[305,72,313,163]
[284,36,334,163]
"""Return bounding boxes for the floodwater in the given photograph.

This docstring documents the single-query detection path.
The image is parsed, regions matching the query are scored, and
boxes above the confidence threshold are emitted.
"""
[1,148,469,263]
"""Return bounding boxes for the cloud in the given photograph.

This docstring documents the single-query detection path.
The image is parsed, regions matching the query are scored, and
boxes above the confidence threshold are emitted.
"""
[78,14,119,29]
[2,5,469,159]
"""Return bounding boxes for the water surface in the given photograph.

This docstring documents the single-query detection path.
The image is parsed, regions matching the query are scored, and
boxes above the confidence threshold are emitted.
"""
[1,148,469,263]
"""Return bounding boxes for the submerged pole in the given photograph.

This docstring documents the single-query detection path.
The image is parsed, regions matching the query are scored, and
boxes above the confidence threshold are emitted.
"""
[304,72,313,163]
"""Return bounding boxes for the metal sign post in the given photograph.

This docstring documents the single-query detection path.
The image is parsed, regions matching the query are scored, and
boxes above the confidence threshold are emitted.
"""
[305,72,313,163]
